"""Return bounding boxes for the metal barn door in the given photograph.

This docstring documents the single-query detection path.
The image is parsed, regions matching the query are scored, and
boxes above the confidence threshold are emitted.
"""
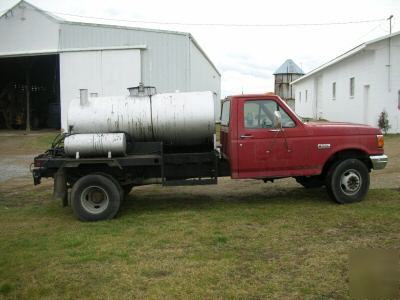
[59,49,141,130]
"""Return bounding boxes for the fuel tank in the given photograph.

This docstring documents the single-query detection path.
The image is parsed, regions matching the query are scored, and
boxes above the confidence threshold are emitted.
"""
[64,133,126,157]
[67,90,215,146]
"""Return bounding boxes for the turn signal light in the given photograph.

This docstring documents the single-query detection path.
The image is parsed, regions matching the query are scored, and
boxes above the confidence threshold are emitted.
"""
[377,135,384,148]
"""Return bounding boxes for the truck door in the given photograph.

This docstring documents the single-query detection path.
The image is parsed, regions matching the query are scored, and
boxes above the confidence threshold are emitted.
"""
[237,98,307,178]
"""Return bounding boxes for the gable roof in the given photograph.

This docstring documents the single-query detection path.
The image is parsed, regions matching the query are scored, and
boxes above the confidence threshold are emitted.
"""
[0,0,220,75]
[274,59,304,75]
[291,30,400,85]
[0,0,188,36]
[0,0,64,22]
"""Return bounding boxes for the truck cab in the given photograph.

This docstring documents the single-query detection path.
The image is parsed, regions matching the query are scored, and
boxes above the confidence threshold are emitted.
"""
[220,94,387,203]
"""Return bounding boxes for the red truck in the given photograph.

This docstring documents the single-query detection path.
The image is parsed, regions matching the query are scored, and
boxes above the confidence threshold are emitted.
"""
[32,92,388,221]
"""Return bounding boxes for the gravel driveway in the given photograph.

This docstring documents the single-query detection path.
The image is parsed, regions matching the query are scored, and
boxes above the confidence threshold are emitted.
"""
[0,155,34,182]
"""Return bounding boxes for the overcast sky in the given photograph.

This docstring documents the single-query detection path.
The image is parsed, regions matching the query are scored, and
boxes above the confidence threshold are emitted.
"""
[1,0,398,96]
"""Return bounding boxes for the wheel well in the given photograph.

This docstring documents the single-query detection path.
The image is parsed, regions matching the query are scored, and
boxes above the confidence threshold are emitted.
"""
[321,149,372,177]
[65,164,125,186]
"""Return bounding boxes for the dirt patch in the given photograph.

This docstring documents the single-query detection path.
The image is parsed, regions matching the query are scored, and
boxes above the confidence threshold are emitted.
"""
[0,155,34,182]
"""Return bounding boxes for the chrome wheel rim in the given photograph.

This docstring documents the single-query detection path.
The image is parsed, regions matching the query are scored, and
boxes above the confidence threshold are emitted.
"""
[80,186,109,214]
[340,169,362,196]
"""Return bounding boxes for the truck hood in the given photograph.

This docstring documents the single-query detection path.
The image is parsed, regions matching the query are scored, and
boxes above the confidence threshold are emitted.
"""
[304,121,381,136]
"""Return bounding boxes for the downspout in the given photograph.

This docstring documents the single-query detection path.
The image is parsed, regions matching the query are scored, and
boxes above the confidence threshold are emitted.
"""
[387,35,391,92]
[387,15,393,92]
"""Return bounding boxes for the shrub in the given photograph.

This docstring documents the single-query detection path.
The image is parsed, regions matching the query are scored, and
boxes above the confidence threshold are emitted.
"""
[378,110,391,134]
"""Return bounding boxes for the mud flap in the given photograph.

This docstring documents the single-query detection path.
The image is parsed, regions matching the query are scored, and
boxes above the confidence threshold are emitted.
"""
[53,168,67,206]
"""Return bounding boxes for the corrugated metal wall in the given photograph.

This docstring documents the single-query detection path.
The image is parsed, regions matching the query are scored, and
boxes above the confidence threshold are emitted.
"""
[189,39,221,119]
[0,4,59,55]
[59,23,191,94]
[59,49,141,130]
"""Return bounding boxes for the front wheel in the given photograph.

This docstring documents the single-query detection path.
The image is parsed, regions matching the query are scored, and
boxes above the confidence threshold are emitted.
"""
[71,174,122,221]
[326,159,370,204]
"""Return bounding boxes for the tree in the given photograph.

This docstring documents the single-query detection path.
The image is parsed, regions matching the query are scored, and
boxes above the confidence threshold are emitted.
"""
[378,110,390,134]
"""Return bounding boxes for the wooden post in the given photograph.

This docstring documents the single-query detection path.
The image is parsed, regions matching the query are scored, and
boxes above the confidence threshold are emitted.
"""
[25,68,31,132]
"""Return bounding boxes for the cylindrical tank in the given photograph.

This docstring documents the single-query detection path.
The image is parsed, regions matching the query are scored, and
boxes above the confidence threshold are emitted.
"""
[67,91,215,146]
[64,133,127,157]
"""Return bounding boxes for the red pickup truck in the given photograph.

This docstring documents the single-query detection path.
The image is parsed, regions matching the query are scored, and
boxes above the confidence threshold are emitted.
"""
[33,93,388,221]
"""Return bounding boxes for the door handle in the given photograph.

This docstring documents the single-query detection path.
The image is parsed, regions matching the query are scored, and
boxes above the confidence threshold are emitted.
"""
[240,134,253,139]
[268,129,281,132]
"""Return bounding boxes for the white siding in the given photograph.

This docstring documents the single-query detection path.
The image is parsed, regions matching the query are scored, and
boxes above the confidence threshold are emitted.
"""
[293,35,400,133]
[59,23,190,94]
[0,3,59,56]
[189,39,221,119]
[294,80,314,118]
[60,49,141,130]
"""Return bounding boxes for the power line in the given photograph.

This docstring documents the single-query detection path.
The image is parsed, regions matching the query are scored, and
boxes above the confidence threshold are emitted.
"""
[351,19,388,45]
[44,9,385,28]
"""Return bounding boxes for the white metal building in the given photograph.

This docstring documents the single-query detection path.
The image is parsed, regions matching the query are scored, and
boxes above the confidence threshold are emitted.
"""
[292,32,400,133]
[0,1,221,131]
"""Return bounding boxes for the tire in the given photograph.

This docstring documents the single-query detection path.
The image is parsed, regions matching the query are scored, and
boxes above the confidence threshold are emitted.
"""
[91,172,124,200]
[296,176,324,189]
[71,174,122,221]
[326,159,370,204]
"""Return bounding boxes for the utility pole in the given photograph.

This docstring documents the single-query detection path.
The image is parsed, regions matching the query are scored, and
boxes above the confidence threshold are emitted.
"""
[25,68,31,132]
[388,15,393,34]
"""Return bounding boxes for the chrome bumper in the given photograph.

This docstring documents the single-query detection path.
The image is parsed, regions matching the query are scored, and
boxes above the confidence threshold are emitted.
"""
[370,154,388,170]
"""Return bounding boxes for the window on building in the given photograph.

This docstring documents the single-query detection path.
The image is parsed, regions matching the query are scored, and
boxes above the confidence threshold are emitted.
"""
[398,90,400,110]
[350,77,355,97]
[299,91,302,103]
[305,90,308,102]
[244,100,295,129]
[332,82,336,99]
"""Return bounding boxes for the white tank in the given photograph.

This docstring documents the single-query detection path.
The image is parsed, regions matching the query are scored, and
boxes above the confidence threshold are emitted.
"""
[64,133,126,157]
[67,91,215,146]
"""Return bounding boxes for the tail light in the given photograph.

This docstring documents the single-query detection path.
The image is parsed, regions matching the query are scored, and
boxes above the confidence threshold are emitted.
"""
[377,135,384,148]
[34,158,43,168]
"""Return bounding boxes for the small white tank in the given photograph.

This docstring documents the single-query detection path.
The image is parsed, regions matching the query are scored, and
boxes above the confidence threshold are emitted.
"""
[64,133,126,157]
[67,90,215,146]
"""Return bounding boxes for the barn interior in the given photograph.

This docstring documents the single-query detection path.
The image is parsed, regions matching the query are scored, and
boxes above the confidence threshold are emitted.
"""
[0,54,60,130]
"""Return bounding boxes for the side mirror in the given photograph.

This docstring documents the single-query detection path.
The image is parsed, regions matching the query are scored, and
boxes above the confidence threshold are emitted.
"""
[273,111,282,129]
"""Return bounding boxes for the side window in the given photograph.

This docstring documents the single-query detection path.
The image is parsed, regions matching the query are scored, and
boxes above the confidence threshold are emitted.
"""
[350,77,355,97]
[244,100,295,129]
[398,90,400,110]
[220,100,230,126]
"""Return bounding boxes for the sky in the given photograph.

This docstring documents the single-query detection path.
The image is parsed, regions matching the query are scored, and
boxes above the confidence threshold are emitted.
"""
[0,0,399,97]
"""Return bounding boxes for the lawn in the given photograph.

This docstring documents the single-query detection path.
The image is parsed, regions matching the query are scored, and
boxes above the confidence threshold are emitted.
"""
[0,133,399,299]
[0,183,399,299]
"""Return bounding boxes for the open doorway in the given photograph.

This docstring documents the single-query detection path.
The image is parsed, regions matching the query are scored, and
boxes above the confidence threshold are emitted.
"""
[0,54,60,130]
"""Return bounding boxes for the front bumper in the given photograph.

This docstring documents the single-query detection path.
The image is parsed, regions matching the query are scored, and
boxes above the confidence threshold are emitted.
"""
[370,154,388,170]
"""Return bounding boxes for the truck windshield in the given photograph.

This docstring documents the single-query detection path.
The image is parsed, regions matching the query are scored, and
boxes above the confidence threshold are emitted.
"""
[221,100,230,126]
[279,99,303,124]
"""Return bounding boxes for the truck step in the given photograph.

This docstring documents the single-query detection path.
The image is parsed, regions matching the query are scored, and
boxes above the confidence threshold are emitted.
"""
[163,178,217,186]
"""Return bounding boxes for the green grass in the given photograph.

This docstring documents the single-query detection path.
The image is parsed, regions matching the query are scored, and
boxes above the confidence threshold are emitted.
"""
[0,186,399,299]
[20,132,59,152]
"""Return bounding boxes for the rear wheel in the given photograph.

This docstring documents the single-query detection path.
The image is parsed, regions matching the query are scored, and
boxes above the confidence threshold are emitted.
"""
[326,159,370,204]
[71,174,122,221]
